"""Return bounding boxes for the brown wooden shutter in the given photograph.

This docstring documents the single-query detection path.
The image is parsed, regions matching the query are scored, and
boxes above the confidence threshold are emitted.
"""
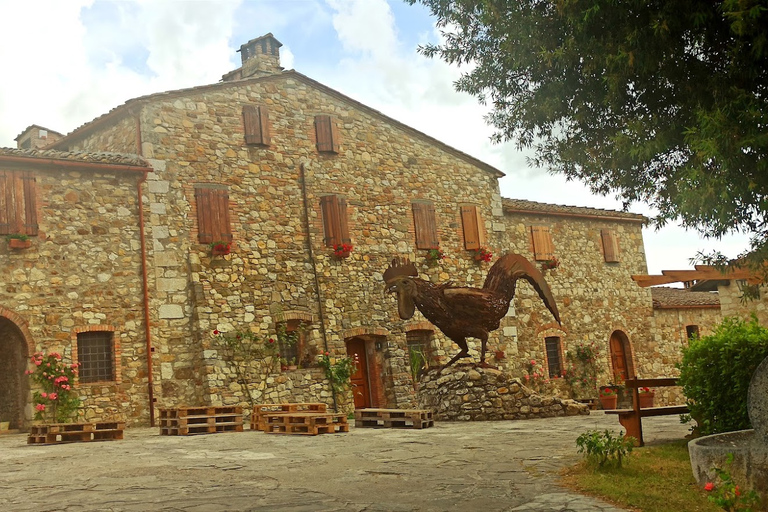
[338,197,350,244]
[315,115,339,153]
[413,202,439,249]
[21,174,38,235]
[195,186,231,243]
[460,205,480,250]
[601,229,620,262]
[0,171,10,235]
[320,195,351,246]
[243,105,270,146]
[531,226,554,261]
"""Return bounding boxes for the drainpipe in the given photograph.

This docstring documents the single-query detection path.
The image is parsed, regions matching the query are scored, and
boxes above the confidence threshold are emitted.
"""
[135,114,155,427]
[299,162,338,413]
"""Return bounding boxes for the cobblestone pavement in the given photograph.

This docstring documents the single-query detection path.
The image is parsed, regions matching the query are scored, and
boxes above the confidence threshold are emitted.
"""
[0,413,690,511]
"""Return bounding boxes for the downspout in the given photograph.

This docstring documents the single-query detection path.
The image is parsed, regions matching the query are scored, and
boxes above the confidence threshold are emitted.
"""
[135,113,155,427]
[299,162,338,413]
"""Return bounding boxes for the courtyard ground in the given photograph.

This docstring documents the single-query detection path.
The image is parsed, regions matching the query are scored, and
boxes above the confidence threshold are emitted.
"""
[0,413,690,511]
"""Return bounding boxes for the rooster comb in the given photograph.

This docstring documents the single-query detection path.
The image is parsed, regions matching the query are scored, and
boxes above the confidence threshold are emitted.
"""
[383,257,418,283]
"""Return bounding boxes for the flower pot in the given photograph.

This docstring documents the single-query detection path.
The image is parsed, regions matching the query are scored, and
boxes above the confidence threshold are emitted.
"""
[287,365,298,371]
[211,245,230,256]
[638,392,655,408]
[334,250,351,259]
[8,238,31,249]
[599,395,618,410]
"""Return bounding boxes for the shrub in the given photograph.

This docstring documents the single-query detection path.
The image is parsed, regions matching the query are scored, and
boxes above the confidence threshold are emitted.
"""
[576,429,635,468]
[678,316,768,435]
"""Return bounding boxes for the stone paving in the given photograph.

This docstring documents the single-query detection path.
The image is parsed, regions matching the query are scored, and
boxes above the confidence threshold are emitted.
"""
[0,413,690,511]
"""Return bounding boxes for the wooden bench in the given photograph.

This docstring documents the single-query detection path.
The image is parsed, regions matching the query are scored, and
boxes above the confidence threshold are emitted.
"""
[250,403,327,431]
[604,378,689,446]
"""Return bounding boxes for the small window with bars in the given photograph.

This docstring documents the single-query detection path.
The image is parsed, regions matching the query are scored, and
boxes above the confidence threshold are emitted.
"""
[77,331,115,383]
[407,330,433,380]
[545,336,562,378]
[276,320,307,367]
[686,325,700,340]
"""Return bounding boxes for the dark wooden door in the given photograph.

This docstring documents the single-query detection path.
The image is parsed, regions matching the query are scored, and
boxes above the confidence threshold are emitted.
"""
[609,332,630,383]
[346,338,370,409]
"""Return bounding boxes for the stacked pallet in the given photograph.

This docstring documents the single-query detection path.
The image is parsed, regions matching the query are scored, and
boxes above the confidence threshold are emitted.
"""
[354,408,434,429]
[262,412,349,435]
[251,402,327,431]
[159,406,243,436]
[27,421,125,445]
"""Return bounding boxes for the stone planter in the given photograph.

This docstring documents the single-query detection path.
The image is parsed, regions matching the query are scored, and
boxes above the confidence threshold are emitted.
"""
[638,392,654,408]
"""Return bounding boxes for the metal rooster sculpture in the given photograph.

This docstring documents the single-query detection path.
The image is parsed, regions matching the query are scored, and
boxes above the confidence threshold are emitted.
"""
[383,253,561,368]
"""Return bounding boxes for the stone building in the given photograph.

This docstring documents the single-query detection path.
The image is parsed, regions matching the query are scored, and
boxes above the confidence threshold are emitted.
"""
[1,33,729,427]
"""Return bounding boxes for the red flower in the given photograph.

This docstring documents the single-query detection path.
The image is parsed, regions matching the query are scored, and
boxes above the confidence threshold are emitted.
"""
[213,329,220,335]
[704,482,715,492]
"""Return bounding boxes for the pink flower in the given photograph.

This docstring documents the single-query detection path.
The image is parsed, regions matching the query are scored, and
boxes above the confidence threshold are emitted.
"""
[35,404,45,412]
[34,359,42,366]
[704,482,715,492]
[530,360,536,365]
[41,392,47,399]
[48,393,58,400]
[324,351,330,356]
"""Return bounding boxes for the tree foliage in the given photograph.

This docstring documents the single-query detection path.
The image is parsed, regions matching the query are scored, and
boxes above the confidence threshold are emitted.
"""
[677,316,768,435]
[408,0,768,265]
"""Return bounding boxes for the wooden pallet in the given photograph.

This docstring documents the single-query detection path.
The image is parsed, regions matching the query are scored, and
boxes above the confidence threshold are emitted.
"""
[27,421,125,444]
[251,403,327,431]
[159,406,243,436]
[263,412,349,435]
[354,408,434,429]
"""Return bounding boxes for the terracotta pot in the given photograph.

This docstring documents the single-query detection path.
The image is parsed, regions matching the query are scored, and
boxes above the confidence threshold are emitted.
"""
[334,250,351,259]
[638,392,655,408]
[8,238,31,249]
[600,395,618,410]
[211,245,230,256]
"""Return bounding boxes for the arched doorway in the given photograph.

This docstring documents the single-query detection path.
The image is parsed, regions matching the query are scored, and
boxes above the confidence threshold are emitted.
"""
[609,330,634,383]
[346,337,371,409]
[0,317,30,429]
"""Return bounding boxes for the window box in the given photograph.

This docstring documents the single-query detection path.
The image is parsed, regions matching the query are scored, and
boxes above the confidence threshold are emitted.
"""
[8,237,31,249]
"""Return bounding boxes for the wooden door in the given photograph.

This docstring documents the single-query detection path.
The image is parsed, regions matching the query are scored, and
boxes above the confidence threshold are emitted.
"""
[609,332,630,383]
[346,338,370,409]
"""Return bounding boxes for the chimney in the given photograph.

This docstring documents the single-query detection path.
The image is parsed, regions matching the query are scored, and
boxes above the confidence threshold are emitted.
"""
[14,125,63,149]
[238,33,283,79]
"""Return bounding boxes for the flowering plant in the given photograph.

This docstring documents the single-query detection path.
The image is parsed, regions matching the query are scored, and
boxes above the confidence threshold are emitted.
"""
[26,352,81,423]
[209,240,231,255]
[541,256,560,270]
[638,386,653,394]
[333,243,353,258]
[472,246,493,262]
[523,359,557,394]
[705,453,761,511]
[564,342,600,399]
[318,352,357,407]
[599,387,617,397]
[425,247,446,264]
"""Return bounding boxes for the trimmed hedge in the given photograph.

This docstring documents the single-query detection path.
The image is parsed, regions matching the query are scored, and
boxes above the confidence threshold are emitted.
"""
[678,316,768,435]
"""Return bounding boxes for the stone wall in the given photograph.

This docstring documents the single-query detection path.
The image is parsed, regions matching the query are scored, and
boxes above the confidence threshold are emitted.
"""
[718,282,768,325]
[417,366,589,421]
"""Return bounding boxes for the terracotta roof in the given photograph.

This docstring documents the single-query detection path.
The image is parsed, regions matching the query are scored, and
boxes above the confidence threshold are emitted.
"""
[46,71,505,178]
[651,287,720,309]
[0,147,150,168]
[502,198,646,222]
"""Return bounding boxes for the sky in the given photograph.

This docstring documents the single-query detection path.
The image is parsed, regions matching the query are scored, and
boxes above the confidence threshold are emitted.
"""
[0,0,753,277]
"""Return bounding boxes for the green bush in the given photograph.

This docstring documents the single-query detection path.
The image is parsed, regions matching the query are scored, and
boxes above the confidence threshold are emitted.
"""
[576,429,635,468]
[678,316,768,435]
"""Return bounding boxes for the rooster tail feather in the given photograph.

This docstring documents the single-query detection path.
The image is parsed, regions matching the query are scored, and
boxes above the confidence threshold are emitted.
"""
[483,253,561,325]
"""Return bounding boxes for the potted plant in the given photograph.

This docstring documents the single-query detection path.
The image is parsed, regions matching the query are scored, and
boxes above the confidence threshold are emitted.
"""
[638,386,655,408]
[425,247,446,266]
[7,234,31,249]
[599,386,618,410]
[209,240,231,256]
[287,358,298,371]
[472,246,493,263]
[541,256,560,271]
[280,357,288,371]
[332,243,353,259]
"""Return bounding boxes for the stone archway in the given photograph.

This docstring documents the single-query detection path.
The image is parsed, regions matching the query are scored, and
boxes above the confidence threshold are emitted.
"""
[609,330,635,382]
[0,317,31,429]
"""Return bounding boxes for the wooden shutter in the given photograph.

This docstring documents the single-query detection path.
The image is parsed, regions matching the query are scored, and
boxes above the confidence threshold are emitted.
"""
[320,195,350,246]
[0,171,37,236]
[413,202,439,249]
[195,186,231,244]
[531,226,554,261]
[460,205,481,250]
[243,105,270,146]
[315,115,339,153]
[601,229,620,262]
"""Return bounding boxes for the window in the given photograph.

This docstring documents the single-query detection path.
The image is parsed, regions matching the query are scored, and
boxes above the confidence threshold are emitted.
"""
[412,201,439,249]
[545,336,562,378]
[407,330,433,378]
[601,229,620,263]
[686,325,700,340]
[460,205,485,250]
[195,185,232,244]
[320,194,350,247]
[77,331,115,383]
[276,320,307,367]
[314,115,340,153]
[0,171,38,236]
[243,105,271,146]
[530,226,554,261]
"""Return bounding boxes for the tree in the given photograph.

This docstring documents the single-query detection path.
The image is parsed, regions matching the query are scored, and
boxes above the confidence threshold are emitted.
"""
[408,0,768,268]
